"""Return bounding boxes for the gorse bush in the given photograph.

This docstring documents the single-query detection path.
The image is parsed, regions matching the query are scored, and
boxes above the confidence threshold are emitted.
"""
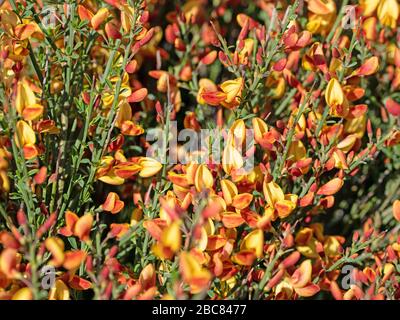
[0,0,400,300]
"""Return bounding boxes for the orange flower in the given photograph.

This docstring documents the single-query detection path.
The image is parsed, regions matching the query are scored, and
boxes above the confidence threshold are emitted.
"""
[232,229,264,266]
[45,237,86,270]
[289,260,320,297]
[97,156,125,185]
[316,178,344,196]
[197,78,219,105]
[60,211,93,242]
[179,251,211,294]
[152,220,182,260]
[102,192,125,214]
[306,0,337,35]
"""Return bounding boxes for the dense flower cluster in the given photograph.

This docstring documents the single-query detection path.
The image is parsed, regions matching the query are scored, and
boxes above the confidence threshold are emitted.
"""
[0,0,400,300]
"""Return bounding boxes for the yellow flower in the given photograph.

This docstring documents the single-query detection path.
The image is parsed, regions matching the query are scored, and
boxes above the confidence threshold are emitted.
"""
[15,79,36,115]
[240,229,264,258]
[220,77,244,104]
[152,221,182,260]
[325,78,349,117]
[306,0,337,35]
[263,180,298,220]
[194,164,213,191]
[48,280,70,300]
[12,287,33,300]
[238,39,254,65]
[138,157,163,178]
[377,0,399,28]
[179,252,211,294]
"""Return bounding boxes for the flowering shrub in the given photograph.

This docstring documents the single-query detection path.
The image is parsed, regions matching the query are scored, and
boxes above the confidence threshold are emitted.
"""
[0,0,400,300]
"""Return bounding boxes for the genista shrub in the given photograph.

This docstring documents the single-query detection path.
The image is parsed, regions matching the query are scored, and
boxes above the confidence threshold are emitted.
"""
[0,0,399,300]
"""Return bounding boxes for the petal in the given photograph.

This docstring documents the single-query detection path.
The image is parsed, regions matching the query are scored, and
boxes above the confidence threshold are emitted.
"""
[291,259,312,288]
[78,5,94,22]
[222,211,245,228]
[74,214,93,242]
[63,250,86,270]
[206,235,227,251]
[252,117,269,143]
[128,88,148,103]
[161,221,181,253]
[232,250,256,266]
[325,78,344,107]
[263,180,285,207]
[114,162,142,179]
[102,192,117,212]
[49,279,70,300]
[353,56,379,76]
[386,98,400,117]
[12,287,33,300]
[393,200,400,222]
[139,157,163,178]
[45,237,65,267]
[139,264,156,290]
[220,78,244,103]
[0,248,18,278]
[316,178,344,196]
[220,179,238,205]
[232,193,253,210]
[91,8,110,30]
[68,276,92,290]
[294,283,320,297]
[240,229,264,258]
[194,164,213,191]
[201,51,218,65]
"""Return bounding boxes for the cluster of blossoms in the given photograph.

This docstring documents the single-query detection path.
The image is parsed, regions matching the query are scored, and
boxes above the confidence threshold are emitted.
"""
[0,0,400,300]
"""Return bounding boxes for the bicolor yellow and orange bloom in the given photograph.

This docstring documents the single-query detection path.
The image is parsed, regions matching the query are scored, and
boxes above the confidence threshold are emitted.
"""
[96,155,126,185]
[102,192,124,214]
[151,220,182,260]
[179,251,212,294]
[59,211,93,243]
[325,78,350,117]
[138,157,163,178]
[78,5,110,30]
[232,229,264,266]
[115,100,145,136]
[263,180,298,221]
[15,78,43,120]
[0,9,42,60]
[288,260,320,297]
[306,0,337,35]
[200,77,244,109]
[45,237,86,270]
[360,0,399,28]
[14,120,38,159]
[220,77,244,108]
[1,0,400,302]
